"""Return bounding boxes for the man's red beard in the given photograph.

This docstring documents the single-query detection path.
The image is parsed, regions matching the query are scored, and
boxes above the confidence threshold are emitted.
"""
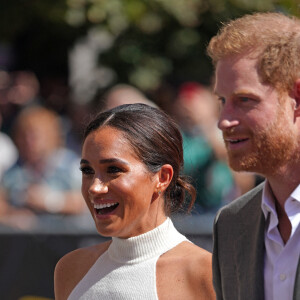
[224,111,299,176]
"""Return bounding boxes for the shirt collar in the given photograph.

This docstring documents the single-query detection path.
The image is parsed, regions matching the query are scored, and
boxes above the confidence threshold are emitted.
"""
[261,180,300,220]
[290,184,300,203]
[261,180,276,220]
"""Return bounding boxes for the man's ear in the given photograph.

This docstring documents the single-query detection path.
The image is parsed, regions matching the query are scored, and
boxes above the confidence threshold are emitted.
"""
[293,79,300,117]
[156,164,173,193]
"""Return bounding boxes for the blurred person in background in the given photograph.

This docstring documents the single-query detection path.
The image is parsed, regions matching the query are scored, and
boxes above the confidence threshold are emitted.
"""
[101,83,158,110]
[0,111,18,181]
[171,82,256,213]
[0,105,86,229]
[0,70,41,134]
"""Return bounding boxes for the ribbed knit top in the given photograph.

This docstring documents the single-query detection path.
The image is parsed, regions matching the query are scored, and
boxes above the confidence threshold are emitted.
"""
[68,217,188,300]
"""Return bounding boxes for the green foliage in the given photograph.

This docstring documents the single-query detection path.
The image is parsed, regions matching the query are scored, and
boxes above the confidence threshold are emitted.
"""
[1,0,299,94]
[63,0,300,93]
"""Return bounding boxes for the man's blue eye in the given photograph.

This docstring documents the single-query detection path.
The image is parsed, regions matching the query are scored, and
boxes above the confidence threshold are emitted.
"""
[218,97,225,104]
[240,97,250,102]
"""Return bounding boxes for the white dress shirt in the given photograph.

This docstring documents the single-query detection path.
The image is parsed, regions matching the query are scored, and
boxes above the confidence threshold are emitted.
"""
[261,182,300,300]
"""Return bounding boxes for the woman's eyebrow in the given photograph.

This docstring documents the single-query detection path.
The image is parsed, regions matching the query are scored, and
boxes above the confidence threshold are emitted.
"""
[80,158,129,165]
[80,159,89,164]
[99,158,129,165]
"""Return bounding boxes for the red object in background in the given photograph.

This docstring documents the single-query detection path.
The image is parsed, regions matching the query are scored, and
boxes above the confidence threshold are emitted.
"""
[178,82,204,102]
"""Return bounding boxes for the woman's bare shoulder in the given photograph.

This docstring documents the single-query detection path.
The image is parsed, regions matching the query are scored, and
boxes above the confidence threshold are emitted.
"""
[178,241,212,265]
[161,241,212,265]
[157,241,215,300]
[177,242,215,299]
[54,240,111,300]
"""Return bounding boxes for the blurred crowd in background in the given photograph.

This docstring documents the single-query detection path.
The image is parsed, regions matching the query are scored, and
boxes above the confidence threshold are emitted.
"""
[0,0,293,232]
[0,68,263,231]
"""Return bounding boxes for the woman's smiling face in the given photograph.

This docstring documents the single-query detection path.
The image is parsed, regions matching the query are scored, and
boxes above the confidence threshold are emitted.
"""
[80,126,165,238]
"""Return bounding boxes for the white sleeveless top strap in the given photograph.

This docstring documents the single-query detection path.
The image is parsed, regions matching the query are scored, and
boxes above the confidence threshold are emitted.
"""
[68,217,188,300]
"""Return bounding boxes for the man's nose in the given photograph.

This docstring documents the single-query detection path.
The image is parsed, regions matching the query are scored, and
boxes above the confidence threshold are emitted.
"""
[218,104,240,131]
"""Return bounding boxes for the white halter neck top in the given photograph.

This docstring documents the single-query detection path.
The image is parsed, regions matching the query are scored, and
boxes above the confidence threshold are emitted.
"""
[68,217,188,299]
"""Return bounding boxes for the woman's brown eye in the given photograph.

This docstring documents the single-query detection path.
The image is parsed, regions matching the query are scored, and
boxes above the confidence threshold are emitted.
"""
[107,166,123,174]
[80,166,94,175]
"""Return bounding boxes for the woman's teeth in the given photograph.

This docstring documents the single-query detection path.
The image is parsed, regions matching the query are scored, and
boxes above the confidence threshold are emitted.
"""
[94,202,119,215]
[94,202,118,209]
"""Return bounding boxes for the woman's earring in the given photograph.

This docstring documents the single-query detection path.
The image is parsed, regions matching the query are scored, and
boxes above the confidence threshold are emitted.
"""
[158,190,161,195]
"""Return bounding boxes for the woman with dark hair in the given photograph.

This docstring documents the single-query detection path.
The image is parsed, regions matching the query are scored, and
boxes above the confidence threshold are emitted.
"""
[54,103,215,300]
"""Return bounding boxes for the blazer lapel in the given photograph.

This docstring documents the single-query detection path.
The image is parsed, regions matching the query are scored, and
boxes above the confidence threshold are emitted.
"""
[293,256,300,300]
[234,190,265,300]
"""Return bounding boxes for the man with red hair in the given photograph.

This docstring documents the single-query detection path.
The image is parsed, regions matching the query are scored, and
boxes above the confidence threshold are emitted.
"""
[207,12,300,300]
